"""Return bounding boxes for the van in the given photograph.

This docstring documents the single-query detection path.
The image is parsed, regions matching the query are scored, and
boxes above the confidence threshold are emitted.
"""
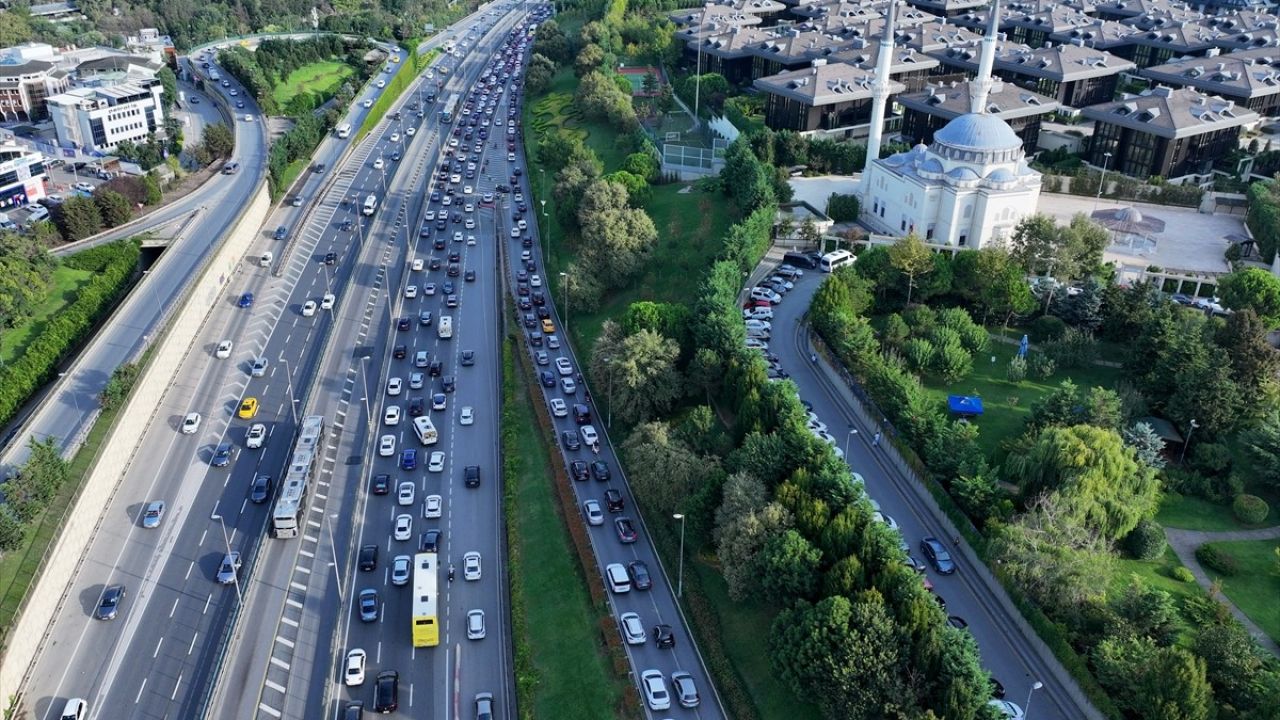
[744,307,774,321]
[605,563,630,594]
[820,249,856,273]
[438,315,453,339]
[749,287,780,304]
[26,205,49,223]
[259,251,273,267]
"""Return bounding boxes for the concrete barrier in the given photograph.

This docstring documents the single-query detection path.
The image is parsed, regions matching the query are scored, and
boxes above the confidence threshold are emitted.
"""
[0,179,272,708]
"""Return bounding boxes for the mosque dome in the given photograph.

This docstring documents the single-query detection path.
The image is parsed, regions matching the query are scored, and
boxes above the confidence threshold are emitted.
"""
[932,113,1025,164]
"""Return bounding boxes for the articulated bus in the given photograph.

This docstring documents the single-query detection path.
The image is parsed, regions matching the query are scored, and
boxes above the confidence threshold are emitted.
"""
[412,553,440,647]
[270,416,326,538]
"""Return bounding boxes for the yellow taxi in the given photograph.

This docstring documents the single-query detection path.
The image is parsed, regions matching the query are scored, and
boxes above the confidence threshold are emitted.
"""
[238,397,260,419]
[541,318,556,334]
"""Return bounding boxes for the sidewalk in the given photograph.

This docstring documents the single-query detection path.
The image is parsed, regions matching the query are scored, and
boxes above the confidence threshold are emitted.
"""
[1164,525,1280,657]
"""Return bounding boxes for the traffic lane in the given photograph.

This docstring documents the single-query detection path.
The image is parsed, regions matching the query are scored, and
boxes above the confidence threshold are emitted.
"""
[767,274,1073,720]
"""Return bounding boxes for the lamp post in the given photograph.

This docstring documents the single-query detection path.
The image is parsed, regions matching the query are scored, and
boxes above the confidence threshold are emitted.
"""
[559,271,569,338]
[1179,418,1200,465]
[1025,681,1044,718]
[280,358,299,425]
[360,357,373,426]
[540,198,547,262]
[210,514,242,606]
[1093,151,1112,213]
[324,511,343,602]
[845,426,858,460]
[673,513,686,598]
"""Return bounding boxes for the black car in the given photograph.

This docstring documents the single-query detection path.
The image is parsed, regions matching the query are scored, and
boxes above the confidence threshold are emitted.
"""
[343,701,364,720]
[561,431,581,451]
[615,517,637,543]
[569,460,589,481]
[96,584,126,620]
[920,537,956,574]
[573,404,591,424]
[653,624,675,648]
[523,314,537,329]
[394,344,407,359]
[397,317,411,331]
[430,258,443,270]
[590,460,611,482]
[605,488,624,512]
[358,544,378,571]
[947,615,969,630]
[448,251,461,263]
[434,237,446,250]
[324,252,337,266]
[372,474,391,495]
[527,331,543,347]
[464,465,480,488]
[540,371,555,388]
[374,671,399,713]
[442,280,456,294]
[461,350,475,366]
[782,250,821,269]
[531,291,545,306]
[535,306,550,320]
[249,474,272,503]
[447,263,460,277]
[465,269,476,282]
[420,529,442,552]
[628,561,652,590]
[408,397,426,416]
[429,360,443,377]
[442,375,456,392]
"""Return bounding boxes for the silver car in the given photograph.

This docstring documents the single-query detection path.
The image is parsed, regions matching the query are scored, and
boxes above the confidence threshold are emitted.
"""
[216,552,242,584]
[141,501,165,529]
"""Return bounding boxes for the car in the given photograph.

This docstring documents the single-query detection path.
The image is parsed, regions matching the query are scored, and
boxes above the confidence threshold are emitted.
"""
[534,351,549,366]
[215,340,234,359]
[211,443,233,467]
[628,560,652,590]
[464,465,480,488]
[583,499,604,526]
[641,669,671,711]
[903,552,927,573]
[397,317,411,331]
[217,552,242,584]
[408,397,426,416]
[475,692,494,720]
[273,225,288,241]
[57,699,87,720]
[582,459,608,482]
[580,425,599,446]
[428,451,446,472]
[549,398,568,417]
[242,420,269,449]
[466,609,486,640]
[384,405,402,426]
[920,537,956,574]
[570,460,589,481]
[560,377,576,394]
[238,397,259,419]
[419,529,442,552]
[460,406,474,425]
[359,588,379,621]
[555,357,573,376]
[604,488,624,512]
[181,412,202,434]
[96,584,126,620]
[249,474,272,503]
[424,494,442,518]
[238,292,254,307]
[374,671,399,713]
[142,500,166,528]
[404,285,418,299]
[394,514,413,541]
[408,372,425,390]
[250,356,269,377]
[373,157,384,169]
[379,434,396,456]
[541,318,555,334]
[561,431,581,451]
[371,474,391,495]
[671,671,700,708]
[653,623,675,648]
[397,481,416,506]
[344,648,367,686]
[620,612,645,645]
[546,335,560,350]
[391,555,411,585]
[539,370,555,388]
[342,701,363,720]
[615,517,637,543]
[387,377,403,396]
[463,551,482,580]
[461,350,476,366]
[358,544,378,571]
[947,615,969,630]
[415,350,430,368]
[988,699,1026,719]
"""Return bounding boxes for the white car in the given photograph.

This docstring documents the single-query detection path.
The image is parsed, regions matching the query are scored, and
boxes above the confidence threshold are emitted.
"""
[453,231,463,243]
[464,202,474,213]
[620,612,645,645]
[397,481,415,506]
[363,98,373,108]
[465,218,475,229]
[411,258,424,272]
[409,372,425,389]
[641,670,671,711]
[555,357,573,376]
[463,551,482,581]
[246,423,267,449]
[391,555,411,586]
[463,185,473,195]
[872,511,900,531]
[394,514,412,541]
[181,412,202,434]
[467,609,486,640]
[580,425,599,446]
[549,398,568,417]
[373,157,384,169]
[379,434,396,456]
[423,282,436,296]
[530,274,542,288]
[320,293,336,310]
[215,340,233,359]
[301,300,317,317]
[387,377,403,396]
[460,406,474,425]
[390,132,400,142]
[583,499,604,526]
[344,648,366,686]
[988,700,1026,719]
[560,377,577,394]
[428,451,446,472]
[424,494,442,518]
[406,126,416,136]
[467,234,477,246]
[384,405,402,426]
[432,393,447,411]
[405,285,418,299]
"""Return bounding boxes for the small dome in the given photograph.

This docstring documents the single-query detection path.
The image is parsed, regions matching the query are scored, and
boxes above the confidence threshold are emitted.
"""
[883,152,908,167]
[934,113,1024,153]
[986,167,1017,182]
[947,166,980,180]
[920,157,944,173]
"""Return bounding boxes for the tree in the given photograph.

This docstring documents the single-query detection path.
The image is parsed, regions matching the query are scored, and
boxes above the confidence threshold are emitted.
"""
[757,529,822,602]
[577,180,658,286]
[1092,635,1213,720]
[1010,213,1061,275]
[825,193,860,222]
[574,43,605,77]
[641,71,658,96]
[1218,267,1280,327]
[1194,621,1280,714]
[1111,575,1180,645]
[720,138,775,213]
[1163,349,1243,437]
[602,326,682,424]
[989,496,1115,615]
[887,234,933,305]
[94,189,133,228]
[1124,421,1167,469]
[1217,308,1280,404]
[142,173,163,204]
[715,476,792,600]
[1241,413,1280,492]
[201,123,235,160]
[656,83,675,115]
[621,422,711,517]
[622,151,658,181]
[157,65,179,108]
[601,170,649,204]
[56,196,103,241]
[0,504,26,552]
[532,19,570,63]
[525,53,556,94]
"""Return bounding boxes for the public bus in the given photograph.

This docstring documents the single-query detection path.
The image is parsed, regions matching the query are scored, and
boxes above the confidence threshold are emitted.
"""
[413,415,439,446]
[412,553,440,647]
[820,249,856,273]
[270,416,326,538]
[440,95,458,124]
[362,194,378,216]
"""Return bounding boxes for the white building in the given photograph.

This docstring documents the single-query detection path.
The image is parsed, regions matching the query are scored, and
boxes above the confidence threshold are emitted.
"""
[0,143,49,218]
[861,112,1043,248]
[46,81,164,153]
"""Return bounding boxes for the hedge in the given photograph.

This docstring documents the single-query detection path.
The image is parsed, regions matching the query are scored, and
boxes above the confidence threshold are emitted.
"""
[1231,494,1270,525]
[1195,544,1240,576]
[0,239,140,429]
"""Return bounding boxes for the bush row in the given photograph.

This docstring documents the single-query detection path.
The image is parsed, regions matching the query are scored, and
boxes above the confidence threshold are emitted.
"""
[500,341,538,720]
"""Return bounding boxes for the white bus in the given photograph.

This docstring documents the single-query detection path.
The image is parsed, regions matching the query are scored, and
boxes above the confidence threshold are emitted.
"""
[820,249,856,273]
[437,315,453,339]
[336,122,352,139]
[271,416,326,538]
[413,415,439,446]
[362,194,378,216]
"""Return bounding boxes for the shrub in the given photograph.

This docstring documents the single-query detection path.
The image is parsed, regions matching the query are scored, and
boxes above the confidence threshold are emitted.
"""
[1195,544,1239,576]
[1125,519,1167,561]
[1029,353,1056,379]
[903,337,935,373]
[933,340,973,383]
[1170,566,1196,583]
[1007,356,1027,382]
[1190,442,1232,477]
[1029,315,1067,342]
[1232,494,1270,524]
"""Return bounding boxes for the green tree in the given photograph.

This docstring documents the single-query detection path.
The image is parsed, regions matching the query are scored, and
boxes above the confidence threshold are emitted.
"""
[621,151,658,181]
[1093,635,1213,720]
[1111,575,1180,645]
[57,196,103,241]
[577,180,658,287]
[157,65,179,108]
[574,42,605,76]
[609,327,682,424]
[641,71,658,95]
[142,173,163,204]
[1218,267,1280,327]
[202,123,235,160]
[887,234,933,305]
[1217,308,1280,403]
[1240,412,1280,492]
[758,529,822,602]
[0,504,26,552]
[601,169,649,204]
[525,53,556,94]
[532,19,570,62]
[621,421,711,516]
[715,474,792,600]
[720,138,775,213]
[1123,421,1167,469]
[94,189,133,228]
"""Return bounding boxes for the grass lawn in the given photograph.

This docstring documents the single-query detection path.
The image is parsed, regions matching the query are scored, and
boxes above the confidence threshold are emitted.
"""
[0,266,95,366]
[1201,538,1280,645]
[1157,492,1279,532]
[918,336,1124,455]
[504,344,622,718]
[527,69,629,173]
[271,60,353,111]
[1108,547,1203,647]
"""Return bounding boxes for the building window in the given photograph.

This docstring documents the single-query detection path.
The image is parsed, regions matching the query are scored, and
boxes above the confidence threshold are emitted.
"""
[958,233,968,246]
[901,219,907,231]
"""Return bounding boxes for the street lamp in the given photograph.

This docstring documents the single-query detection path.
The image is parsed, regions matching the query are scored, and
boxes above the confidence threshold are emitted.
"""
[540,198,548,262]
[1025,680,1044,717]
[324,511,343,602]
[673,513,686,598]
[360,357,373,426]
[559,271,569,338]
[210,514,242,606]
[280,358,299,425]
[1093,151,1112,213]
[1179,418,1200,465]
[844,426,858,460]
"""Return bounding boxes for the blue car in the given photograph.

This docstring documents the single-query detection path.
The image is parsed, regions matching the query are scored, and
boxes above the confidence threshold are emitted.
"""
[920,537,956,575]
[238,292,254,308]
[211,443,233,467]
[400,449,417,471]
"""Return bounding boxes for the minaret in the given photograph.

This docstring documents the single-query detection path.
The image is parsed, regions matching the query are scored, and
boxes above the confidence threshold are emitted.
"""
[861,0,897,183]
[968,0,1001,113]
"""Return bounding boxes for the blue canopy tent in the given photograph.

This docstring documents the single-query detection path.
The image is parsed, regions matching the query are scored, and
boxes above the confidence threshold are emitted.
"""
[947,395,984,418]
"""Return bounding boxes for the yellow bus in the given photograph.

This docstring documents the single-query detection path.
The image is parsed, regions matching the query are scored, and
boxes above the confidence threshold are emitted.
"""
[412,553,440,647]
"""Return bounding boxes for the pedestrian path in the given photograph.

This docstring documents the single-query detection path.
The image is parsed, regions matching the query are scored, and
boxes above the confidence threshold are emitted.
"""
[1165,525,1280,657]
